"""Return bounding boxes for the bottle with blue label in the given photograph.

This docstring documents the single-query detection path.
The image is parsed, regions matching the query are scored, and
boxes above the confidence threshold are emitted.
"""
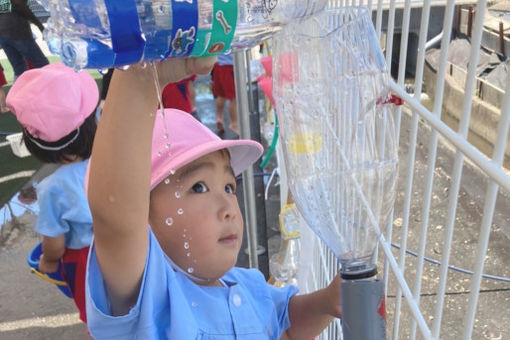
[38,0,327,70]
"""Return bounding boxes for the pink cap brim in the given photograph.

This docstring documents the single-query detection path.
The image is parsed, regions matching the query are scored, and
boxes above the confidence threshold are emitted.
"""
[150,139,263,190]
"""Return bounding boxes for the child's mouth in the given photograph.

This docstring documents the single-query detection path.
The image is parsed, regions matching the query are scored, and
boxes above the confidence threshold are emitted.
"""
[218,234,238,244]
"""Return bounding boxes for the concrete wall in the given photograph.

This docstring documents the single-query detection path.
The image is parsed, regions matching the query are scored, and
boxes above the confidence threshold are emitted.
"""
[423,61,510,168]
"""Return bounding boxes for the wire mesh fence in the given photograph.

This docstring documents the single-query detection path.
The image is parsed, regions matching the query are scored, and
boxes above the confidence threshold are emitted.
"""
[292,1,510,339]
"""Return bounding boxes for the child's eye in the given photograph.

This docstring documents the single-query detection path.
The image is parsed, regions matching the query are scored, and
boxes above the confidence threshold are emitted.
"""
[225,184,236,194]
[191,182,208,193]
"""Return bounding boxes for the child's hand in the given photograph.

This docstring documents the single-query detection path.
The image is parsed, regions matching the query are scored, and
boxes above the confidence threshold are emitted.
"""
[157,56,217,83]
[38,254,60,274]
[127,57,217,90]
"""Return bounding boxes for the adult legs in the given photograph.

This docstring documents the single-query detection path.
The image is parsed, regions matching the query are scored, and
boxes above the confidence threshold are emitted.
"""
[0,39,27,77]
[14,39,49,68]
[1,39,48,77]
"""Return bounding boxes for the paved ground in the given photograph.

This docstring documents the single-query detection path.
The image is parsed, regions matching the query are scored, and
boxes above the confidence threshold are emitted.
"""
[384,105,510,340]
[0,215,89,339]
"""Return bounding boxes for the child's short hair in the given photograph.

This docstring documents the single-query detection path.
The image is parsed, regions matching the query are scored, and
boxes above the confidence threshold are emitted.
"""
[6,62,99,163]
[22,113,97,163]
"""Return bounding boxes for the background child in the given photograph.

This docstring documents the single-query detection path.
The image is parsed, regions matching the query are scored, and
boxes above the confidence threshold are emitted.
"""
[86,58,341,339]
[7,62,99,323]
[212,52,238,135]
[161,74,197,116]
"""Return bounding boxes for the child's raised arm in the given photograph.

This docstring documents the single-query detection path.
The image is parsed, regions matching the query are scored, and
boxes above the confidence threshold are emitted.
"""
[87,58,215,315]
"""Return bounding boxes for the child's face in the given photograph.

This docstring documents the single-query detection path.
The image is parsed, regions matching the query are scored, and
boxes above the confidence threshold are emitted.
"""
[149,150,243,284]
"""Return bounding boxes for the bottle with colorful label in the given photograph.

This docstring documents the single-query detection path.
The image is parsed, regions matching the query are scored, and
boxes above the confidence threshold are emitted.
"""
[38,0,327,69]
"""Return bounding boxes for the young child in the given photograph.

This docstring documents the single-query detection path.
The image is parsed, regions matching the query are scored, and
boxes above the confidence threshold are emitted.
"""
[212,53,238,135]
[6,62,99,323]
[161,74,197,115]
[86,58,341,339]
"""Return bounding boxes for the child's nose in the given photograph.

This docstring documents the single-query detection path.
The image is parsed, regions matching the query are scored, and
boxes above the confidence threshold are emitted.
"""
[217,194,237,221]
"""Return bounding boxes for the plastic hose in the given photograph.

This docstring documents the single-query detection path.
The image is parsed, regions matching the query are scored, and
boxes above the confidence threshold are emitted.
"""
[260,114,279,169]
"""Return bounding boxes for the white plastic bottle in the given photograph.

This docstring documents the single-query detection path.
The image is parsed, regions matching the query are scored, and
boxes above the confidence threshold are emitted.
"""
[38,0,327,69]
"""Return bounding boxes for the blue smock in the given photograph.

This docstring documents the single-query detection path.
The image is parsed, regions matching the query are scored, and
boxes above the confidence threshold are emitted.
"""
[86,230,298,339]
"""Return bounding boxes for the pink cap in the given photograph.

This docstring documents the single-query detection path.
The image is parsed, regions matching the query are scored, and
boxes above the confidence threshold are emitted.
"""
[6,62,99,142]
[260,56,272,77]
[257,75,274,106]
[85,110,263,194]
[150,109,263,189]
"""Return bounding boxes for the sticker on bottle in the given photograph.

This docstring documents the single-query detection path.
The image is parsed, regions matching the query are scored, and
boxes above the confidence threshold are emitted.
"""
[167,0,199,57]
[190,0,237,57]
[288,133,323,154]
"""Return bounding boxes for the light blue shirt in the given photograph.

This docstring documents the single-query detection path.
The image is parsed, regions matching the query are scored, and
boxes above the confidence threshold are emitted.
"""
[86,230,298,339]
[34,159,92,249]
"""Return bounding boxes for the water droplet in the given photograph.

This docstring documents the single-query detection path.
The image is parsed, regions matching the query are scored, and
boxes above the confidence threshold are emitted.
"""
[163,133,168,139]
[177,208,184,215]
[184,242,189,249]
[191,301,198,307]
[182,234,186,238]
[119,65,130,71]
[99,68,110,75]
[165,217,173,226]
[175,191,181,198]
[170,168,176,175]
[164,178,170,184]
[140,62,148,69]
[158,5,165,13]
[186,252,191,257]
[187,267,194,273]
[165,143,170,149]
[158,151,162,157]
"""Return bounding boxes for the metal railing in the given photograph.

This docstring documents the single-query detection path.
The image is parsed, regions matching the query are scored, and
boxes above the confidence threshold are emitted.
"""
[293,0,510,339]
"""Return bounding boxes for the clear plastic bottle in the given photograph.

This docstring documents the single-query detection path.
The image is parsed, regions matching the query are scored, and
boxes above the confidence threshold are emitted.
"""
[269,203,302,287]
[39,0,327,70]
[269,237,300,287]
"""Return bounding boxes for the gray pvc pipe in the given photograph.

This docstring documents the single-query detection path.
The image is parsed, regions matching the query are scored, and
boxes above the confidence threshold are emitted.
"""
[341,279,387,340]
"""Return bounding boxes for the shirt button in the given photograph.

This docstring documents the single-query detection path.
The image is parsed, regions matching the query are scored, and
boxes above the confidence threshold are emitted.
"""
[233,294,242,307]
